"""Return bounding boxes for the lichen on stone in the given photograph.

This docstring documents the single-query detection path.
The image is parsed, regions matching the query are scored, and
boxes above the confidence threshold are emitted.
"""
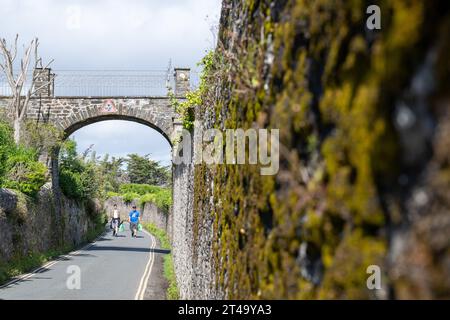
[189,0,450,299]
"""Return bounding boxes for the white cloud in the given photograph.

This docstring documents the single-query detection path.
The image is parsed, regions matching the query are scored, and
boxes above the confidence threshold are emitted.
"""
[0,0,222,161]
[0,0,222,69]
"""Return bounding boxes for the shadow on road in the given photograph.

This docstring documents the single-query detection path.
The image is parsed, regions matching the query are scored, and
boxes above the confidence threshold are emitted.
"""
[56,256,71,261]
[87,246,152,253]
[71,253,97,258]
[150,248,171,254]
[95,237,114,241]
[86,246,171,255]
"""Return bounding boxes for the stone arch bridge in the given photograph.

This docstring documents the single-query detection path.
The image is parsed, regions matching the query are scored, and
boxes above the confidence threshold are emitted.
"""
[29,96,177,144]
[1,68,191,144]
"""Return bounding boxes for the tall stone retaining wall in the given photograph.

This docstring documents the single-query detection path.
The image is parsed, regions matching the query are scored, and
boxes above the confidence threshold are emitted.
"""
[169,0,450,300]
[170,124,220,299]
[0,184,103,265]
[171,160,195,299]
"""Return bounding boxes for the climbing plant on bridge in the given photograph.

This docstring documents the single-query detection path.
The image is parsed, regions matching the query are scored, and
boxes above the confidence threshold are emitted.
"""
[169,50,216,130]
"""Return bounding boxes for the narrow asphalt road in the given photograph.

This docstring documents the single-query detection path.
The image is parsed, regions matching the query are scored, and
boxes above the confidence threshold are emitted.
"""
[0,223,165,300]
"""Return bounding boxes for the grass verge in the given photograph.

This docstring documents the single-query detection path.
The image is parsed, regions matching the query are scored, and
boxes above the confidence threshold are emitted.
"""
[0,246,71,285]
[142,222,179,300]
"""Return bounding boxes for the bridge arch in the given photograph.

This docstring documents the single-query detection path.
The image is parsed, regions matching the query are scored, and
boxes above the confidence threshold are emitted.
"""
[64,113,173,147]
[26,96,179,147]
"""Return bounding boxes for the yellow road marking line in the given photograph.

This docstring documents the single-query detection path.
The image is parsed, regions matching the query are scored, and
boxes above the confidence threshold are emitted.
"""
[135,229,156,300]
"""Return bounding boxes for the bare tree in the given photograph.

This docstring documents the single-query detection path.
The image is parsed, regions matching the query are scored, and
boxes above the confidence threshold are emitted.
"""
[0,35,53,143]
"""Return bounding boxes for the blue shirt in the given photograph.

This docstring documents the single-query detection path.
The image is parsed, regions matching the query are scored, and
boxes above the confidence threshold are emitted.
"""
[129,210,140,223]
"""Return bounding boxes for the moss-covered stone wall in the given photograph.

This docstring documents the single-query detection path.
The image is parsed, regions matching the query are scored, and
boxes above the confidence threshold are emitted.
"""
[192,0,450,299]
[0,185,104,276]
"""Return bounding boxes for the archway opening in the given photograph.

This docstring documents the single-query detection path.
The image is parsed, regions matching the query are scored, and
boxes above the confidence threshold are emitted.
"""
[58,119,173,236]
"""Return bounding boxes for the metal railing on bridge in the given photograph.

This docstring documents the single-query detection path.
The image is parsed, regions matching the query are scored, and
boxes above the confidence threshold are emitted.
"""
[0,69,199,97]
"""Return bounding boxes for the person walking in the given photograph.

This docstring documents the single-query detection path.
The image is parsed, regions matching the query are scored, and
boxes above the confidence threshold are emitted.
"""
[129,205,140,238]
[111,204,121,237]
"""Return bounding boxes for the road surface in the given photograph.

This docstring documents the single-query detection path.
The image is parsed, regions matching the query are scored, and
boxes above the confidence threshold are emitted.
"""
[0,223,166,300]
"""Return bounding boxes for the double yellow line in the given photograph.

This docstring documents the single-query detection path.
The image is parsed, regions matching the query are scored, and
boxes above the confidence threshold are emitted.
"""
[134,230,156,300]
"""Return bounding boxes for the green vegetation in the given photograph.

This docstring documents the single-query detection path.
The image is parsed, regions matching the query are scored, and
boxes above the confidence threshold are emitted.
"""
[143,222,179,300]
[138,189,171,213]
[59,139,99,200]
[59,141,170,202]
[188,0,445,299]
[0,119,106,286]
[22,121,64,155]
[3,147,47,196]
[169,50,216,130]
[84,210,108,243]
[122,192,141,203]
[127,154,170,186]
[0,247,70,285]
[0,121,15,185]
[106,191,119,198]
[0,121,48,196]
[57,141,172,213]
[94,154,126,198]
[119,183,163,195]
[59,141,171,203]
[108,183,172,214]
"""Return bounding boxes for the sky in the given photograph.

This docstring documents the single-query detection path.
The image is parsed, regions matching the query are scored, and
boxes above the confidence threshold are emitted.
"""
[0,0,222,165]
[69,120,172,165]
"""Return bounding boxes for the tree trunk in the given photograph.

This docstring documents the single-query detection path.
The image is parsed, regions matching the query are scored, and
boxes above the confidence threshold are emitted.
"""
[13,117,21,143]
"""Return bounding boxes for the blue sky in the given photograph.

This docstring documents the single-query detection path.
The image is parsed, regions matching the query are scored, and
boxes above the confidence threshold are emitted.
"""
[0,0,222,165]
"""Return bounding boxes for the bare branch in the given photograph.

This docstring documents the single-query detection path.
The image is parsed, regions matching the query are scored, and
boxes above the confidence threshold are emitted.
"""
[10,34,18,62]
[29,78,51,97]
[0,35,53,142]
[15,41,33,100]
[0,38,16,89]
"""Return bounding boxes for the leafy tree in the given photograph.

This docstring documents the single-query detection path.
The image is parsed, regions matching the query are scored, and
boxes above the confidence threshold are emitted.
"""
[22,121,63,156]
[58,142,171,202]
[59,139,99,200]
[126,154,170,186]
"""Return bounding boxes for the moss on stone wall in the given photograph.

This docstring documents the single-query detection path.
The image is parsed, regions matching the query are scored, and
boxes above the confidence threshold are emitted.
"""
[0,187,105,284]
[193,0,450,299]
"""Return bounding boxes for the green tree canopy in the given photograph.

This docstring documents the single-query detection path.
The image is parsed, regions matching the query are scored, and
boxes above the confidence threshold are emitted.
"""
[126,154,170,186]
